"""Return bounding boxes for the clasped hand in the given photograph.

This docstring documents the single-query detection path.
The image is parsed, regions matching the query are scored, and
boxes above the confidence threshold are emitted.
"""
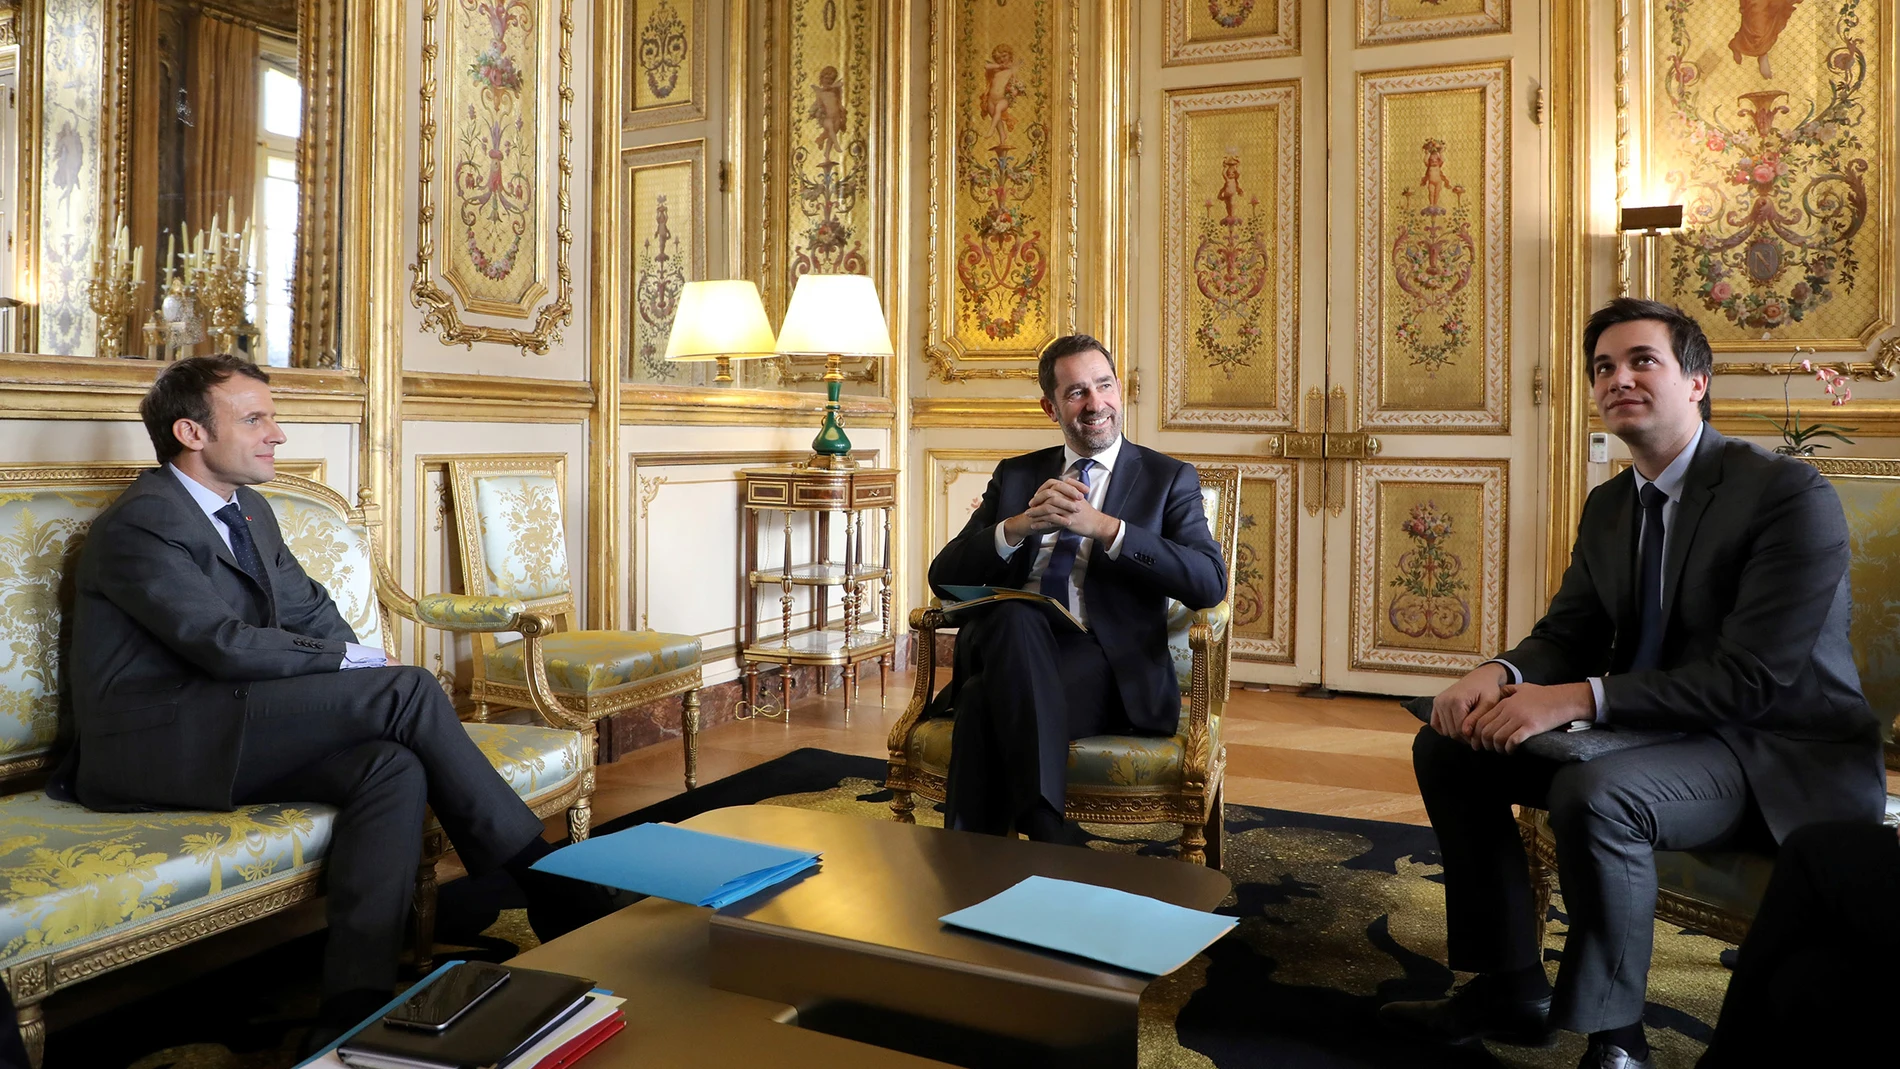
[1002,476,1117,545]
[1431,664,1592,753]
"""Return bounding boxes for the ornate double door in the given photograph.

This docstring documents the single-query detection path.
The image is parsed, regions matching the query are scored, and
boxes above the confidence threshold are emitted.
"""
[1130,0,1548,694]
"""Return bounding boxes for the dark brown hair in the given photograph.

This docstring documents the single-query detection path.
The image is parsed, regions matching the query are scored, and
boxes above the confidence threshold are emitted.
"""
[1037,334,1114,400]
[1582,297,1713,421]
[140,356,272,462]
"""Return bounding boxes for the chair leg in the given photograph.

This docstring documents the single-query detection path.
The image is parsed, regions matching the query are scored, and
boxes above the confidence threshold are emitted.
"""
[682,688,701,792]
[1528,849,1554,951]
[16,1000,42,1069]
[472,701,491,723]
[891,786,915,824]
[1204,784,1226,871]
[411,842,441,974]
[1180,820,1208,865]
[567,797,592,843]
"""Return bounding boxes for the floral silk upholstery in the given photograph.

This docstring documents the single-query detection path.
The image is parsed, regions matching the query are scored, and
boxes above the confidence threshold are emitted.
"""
[414,593,527,631]
[258,483,386,651]
[484,630,703,694]
[0,483,123,761]
[0,793,335,968]
[904,713,1224,791]
[462,723,585,801]
[1829,476,1900,740]
[470,475,573,603]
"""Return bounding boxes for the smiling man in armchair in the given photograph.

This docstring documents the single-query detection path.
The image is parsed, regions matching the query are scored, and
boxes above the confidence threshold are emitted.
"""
[1380,299,1887,1069]
[925,334,1227,843]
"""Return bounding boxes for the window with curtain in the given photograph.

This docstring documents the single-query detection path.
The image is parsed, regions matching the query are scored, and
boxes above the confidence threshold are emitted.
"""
[250,49,300,367]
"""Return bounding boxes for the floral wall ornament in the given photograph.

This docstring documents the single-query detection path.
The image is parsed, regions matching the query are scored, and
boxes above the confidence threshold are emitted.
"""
[1649,0,1886,348]
[791,63,868,279]
[1390,138,1476,371]
[955,37,1050,343]
[1190,155,1272,375]
[37,0,106,357]
[639,0,688,99]
[632,196,687,380]
[1164,0,1298,65]
[1387,501,1470,640]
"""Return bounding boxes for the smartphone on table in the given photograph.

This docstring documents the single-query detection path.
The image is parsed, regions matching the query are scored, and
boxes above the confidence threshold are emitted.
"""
[382,962,511,1032]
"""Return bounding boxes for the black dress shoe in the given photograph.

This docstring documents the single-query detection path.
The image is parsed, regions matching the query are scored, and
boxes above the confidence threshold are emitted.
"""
[1377,974,1554,1046]
[1579,1040,1653,1069]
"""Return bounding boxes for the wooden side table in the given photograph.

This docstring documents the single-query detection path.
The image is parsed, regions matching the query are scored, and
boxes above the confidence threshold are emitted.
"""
[737,465,897,722]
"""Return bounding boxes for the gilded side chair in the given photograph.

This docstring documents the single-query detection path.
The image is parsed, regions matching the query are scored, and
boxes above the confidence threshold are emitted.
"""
[0,466,592,1067]
[887,466,1242,866]
[446,456,706,789]
[1519,457,1900,945]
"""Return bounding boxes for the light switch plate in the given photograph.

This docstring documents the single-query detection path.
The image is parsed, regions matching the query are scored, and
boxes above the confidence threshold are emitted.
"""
[1589,432,1610,464]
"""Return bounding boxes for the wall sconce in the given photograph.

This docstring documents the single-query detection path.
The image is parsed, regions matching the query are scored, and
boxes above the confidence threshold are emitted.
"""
[774,274,894,470]
[1618,204,1684,298]
[663,280,777,384]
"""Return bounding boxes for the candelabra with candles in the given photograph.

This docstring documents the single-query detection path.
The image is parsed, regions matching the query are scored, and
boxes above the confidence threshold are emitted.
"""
[164,202,257,358]
[87,218,144,357]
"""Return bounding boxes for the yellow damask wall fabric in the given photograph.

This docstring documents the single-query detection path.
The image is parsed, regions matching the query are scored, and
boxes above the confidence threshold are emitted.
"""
[472,475,573,603]
[0,794,334,967]
[484,630,703,693]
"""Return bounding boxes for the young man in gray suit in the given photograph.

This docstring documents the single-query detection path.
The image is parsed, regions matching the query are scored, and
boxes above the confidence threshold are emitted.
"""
[67,357,610,1046]
[1380,299,1887,1068]
[925,335,1227,842]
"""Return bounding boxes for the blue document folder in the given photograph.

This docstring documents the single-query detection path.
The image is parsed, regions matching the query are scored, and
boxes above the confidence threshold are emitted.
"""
[530,822,821,909]
[939,875,1237,976]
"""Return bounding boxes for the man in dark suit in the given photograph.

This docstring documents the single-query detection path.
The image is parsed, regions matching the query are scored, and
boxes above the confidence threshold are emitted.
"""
[1379,299,1887,1069]
[926,334,1226,842]
[68,356,609,1044]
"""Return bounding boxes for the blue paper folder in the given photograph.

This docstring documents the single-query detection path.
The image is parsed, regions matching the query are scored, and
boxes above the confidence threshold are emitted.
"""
[530,823,820,909]
[939,875,1237,976]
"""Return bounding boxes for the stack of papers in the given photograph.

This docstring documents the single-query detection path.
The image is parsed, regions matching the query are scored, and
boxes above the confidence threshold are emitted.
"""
[530,823,821,909]
[940,875,1238,975]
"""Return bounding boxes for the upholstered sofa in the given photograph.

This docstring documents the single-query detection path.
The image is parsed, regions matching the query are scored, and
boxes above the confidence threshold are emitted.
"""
[0,465,596,1066]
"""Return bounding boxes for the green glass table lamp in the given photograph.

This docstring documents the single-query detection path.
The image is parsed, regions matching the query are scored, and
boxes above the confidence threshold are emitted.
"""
[774,274,894,470]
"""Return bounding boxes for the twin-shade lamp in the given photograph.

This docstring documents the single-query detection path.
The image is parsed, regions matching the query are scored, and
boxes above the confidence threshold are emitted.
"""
[663,274,894,469]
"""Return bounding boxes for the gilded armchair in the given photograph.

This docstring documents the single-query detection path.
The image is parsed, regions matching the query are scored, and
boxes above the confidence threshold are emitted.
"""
[1519,457,1900,945]
[887,466,1241,866]
[446,456,706,789]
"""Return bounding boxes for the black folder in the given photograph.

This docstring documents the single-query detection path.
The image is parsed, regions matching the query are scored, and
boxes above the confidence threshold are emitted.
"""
[337,965,595,1069]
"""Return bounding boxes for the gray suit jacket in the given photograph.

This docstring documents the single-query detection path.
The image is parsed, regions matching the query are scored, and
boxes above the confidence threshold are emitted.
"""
[1501,426,1886,840]
[67,467,357,811]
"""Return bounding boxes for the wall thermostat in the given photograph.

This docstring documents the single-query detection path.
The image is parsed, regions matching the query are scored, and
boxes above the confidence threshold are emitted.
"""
[1589,432,1610,464]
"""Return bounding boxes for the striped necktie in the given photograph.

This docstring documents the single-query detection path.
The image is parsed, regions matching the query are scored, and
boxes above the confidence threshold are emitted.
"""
[1038,458,1097,602]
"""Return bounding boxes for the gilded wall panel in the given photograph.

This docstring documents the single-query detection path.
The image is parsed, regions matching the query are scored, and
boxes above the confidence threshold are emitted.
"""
[1226,463,1296,664]
[1358,0,1509,47]
[37,0,104,357]
[761,0,882,322]
[622,141,705,384]
[1162,82,1299,430]
[1357,63,1510,432]
[1163,0,1299,65]
[926,0,1078,376]
[411,0,575,353]
[1643,0,1890,350]
[626,0,706,129]
[1351,461,1506,675]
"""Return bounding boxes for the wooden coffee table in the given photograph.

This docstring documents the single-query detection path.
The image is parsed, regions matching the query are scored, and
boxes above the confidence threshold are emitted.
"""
[513,805,1231,1068]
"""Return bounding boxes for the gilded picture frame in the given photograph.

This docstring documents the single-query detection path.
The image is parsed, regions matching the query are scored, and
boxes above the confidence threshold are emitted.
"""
[411,0,576,353]
[624,0,707,131]
[1162,80,1301,431]
[1357,0,1510,48]
[1624,0,1893,353]
[1163,0,1300,66]
[621,139,706,385]
[924,0,1080,382]
[1356,61,1511,433]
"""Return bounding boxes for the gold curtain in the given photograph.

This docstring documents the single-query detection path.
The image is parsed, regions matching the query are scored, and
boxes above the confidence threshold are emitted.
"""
[184,12,259,242]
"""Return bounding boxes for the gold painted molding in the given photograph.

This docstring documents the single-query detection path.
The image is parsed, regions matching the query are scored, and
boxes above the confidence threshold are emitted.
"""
[402,372,595,422]
[590,0,626,629]
[1584,398,1900,439]
[1545,0,1589,603]
[621,384,896,427]
[1709,337,1900,382]
[0,357,367,421]
[909,396,1051,428]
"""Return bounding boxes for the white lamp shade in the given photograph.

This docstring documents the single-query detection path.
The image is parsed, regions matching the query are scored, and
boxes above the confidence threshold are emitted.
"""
[663,280,778,361]
[774,274,895,358]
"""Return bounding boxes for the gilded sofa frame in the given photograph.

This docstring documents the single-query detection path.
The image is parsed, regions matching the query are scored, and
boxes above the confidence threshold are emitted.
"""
[0,465,593,1066]
[1518,455,1900,948]
[446,455,704,788]
[885,466,1242,866]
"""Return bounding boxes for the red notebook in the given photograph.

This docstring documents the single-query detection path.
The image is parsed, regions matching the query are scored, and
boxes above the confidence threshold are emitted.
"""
[533,1013,624,1069]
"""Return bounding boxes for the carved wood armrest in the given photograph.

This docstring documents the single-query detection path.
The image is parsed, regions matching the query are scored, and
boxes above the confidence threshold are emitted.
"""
[888,600,946,757]
[1182,599,1233,787]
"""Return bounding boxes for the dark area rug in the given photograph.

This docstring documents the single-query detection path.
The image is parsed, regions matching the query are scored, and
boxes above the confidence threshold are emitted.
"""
[55,748,1728,1068]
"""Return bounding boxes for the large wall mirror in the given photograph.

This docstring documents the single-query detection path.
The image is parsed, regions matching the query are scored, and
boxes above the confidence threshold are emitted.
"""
[0,0,343,367]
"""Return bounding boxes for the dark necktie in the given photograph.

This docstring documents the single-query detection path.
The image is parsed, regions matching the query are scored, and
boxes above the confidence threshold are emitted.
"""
[1039,458,1097,602]
[214,501,273,597]
[1628,482,1668,672]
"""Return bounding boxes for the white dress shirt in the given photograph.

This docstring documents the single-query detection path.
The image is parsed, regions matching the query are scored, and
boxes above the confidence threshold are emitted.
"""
[167,464,385,669]
[992,435,1130,627]
[1493,422,1704,721]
